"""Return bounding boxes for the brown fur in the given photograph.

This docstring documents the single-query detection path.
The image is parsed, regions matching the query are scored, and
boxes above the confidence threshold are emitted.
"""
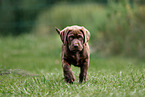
[56,25,90,83]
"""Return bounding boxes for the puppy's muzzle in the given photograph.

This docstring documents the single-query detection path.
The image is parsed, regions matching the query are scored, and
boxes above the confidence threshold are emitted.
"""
[73,43,79,48]
[70,40,83,52]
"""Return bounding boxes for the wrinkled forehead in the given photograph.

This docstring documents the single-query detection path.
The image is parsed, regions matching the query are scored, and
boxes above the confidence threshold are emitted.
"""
[68,30,83,36]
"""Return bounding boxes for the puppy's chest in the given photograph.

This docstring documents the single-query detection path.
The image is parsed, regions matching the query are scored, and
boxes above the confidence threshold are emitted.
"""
[69,52,84,66]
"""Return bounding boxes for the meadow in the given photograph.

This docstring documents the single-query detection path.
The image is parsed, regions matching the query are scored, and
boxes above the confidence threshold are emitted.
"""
[1,1,145,97]
[0,34,144,97]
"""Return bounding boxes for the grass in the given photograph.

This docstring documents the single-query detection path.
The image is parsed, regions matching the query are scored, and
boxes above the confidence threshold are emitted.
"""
[0,34,145,97]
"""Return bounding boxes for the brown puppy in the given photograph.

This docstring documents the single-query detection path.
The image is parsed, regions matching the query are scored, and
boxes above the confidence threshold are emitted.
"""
[56,25,90,83]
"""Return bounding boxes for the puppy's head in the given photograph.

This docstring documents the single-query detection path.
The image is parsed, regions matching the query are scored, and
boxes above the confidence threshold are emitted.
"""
[56,25,90,52]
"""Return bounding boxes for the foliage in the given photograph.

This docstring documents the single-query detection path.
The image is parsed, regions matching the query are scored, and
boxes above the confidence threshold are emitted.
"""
[0,0,107,35]
[0,0,50,35]
[33,3,107,35]
[99,1,145,58]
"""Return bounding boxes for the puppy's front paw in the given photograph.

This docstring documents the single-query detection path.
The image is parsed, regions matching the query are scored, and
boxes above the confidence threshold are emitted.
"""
[64,74,75,84]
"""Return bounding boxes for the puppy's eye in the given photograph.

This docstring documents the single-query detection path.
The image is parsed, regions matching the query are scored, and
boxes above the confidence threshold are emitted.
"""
[69,36,74,41]
[78,35,82,39]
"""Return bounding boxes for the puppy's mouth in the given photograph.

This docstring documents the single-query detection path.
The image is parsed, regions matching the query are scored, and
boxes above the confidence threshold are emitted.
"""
[72,49,80,52]
[70,48,83,52]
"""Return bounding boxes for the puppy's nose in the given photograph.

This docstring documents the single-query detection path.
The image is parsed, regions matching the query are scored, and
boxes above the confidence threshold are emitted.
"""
[74,43,78,48]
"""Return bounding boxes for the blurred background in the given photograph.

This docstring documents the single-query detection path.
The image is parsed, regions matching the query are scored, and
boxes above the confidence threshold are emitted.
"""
[0,0,145,73]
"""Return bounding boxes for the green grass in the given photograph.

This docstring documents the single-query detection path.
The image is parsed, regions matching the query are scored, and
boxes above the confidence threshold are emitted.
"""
[0,34,145,96]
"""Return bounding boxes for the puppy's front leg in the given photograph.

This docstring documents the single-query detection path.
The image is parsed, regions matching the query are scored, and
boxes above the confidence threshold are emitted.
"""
[79,59,89,83]
[62,59,75,83]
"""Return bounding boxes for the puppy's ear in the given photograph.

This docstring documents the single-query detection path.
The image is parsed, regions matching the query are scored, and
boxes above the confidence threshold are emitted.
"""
[60,30,65,44]
[61,28,70,45]
[56,27,71,45]
[56,27,68,45]
[56,27,64,43]
[81,27,90,44]
[56,27,61,35]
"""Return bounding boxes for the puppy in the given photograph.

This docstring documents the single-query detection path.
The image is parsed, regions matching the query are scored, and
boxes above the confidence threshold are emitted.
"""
[56,25,90,83]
